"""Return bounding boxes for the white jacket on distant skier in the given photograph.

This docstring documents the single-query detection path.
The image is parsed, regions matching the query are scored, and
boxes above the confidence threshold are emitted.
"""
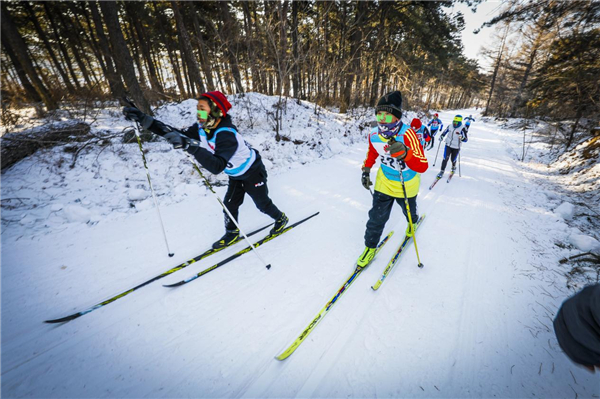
[440,123,467,149]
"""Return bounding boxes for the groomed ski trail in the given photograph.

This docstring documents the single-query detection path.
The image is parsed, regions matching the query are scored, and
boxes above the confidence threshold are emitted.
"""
[2,110,596,398]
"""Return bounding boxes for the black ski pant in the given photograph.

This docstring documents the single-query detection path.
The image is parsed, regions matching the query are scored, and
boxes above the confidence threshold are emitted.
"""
[223,163,282,231]
[364,190,418,248]
[440,145,460,171]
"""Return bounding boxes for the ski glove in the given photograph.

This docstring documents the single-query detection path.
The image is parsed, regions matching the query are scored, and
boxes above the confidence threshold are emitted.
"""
[164,132,201,154]
[387,141,410,160]
[123,107,154,129]
[164,132,190,150]
[361,167,373,190]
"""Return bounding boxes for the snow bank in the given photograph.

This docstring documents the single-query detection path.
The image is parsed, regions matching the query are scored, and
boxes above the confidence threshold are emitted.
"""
[127,188,150,201]
[1,93,390,239]
[570,232,600,252]
[554,202,575,220]
[62,205,93,224]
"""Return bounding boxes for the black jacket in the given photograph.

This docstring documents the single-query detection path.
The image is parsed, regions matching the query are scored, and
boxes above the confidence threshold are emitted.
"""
[148,115,262,180]
[554,284,600,366]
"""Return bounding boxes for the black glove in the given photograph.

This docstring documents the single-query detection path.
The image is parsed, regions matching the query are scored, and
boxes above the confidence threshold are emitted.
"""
[164,132,189,150]
[361,167,373,190]
[123,107,154,129]
[387,141,410,160]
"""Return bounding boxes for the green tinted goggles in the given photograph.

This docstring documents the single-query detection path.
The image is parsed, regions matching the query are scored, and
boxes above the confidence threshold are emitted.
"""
[197,110,208,119]
[376,114,394,123]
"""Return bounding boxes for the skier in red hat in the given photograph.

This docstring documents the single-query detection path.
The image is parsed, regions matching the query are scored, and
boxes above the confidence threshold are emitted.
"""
[123,91,288,249]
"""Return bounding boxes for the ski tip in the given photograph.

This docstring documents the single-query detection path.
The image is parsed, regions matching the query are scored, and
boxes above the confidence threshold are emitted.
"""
[45,316,76,324]
[168,253,174,257]
[163,281,184,288]
[266,264,272,270]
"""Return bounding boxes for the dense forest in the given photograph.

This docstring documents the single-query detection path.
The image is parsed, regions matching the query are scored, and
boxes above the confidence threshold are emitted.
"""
[1,1,598,134]
[1,0,485,117]
[480,0,599,148]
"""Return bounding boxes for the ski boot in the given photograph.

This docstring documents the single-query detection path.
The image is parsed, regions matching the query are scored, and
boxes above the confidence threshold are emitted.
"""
[436,170,444,179]
[270,213,289,235]
[405,216,421,237]
[212,229,240,249]
[357,246,377,268]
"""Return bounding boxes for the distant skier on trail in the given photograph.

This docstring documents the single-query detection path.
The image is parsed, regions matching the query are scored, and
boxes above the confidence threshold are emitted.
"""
[410,118,432,148]
[358,91,428,268]
[123,91,288,249]
[464,115,475,130]
[435,115,468,179]
[426,113,443,150]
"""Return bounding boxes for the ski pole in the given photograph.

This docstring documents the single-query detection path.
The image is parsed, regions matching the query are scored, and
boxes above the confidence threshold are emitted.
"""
[123,98,174,258]
[458,141,462,177]
[394,159,424,268]
[432,137,442,167]
[458,132,463,177]
[183,153,272,270]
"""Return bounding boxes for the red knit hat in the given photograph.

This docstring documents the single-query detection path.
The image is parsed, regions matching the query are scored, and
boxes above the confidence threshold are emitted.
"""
[199,91,232,117]
[410,118,422,130]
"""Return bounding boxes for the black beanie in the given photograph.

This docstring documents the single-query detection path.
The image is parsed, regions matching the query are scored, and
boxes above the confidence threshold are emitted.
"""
[376,91,403,119]
[553,284,600,366]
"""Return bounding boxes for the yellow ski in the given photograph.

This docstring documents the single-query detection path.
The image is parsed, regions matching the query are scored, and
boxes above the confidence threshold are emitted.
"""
[372,214,426,291]
[275,231,393,360]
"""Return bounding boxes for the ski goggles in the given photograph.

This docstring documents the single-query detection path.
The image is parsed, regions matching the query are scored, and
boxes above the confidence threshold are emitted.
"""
[376,113,394,124]
[197,110,209,119]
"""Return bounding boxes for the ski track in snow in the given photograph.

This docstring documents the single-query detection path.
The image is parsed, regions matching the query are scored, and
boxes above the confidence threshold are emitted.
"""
[2,108,598,398]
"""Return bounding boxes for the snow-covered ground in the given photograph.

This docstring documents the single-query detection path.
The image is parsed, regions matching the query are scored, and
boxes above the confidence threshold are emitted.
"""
[2,98,598,398]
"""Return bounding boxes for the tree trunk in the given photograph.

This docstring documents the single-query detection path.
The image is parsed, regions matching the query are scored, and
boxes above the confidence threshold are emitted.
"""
[291,1,301,98]
[88,1,126,97]
[43,2,81,90]
[24,2,75,92]
[341,1,366,113]
[509,30,543,117]
[99,1,151,113]
[279,1,290,97]
[125,2,162,94]
[566,108,583,150]
[53,4,94,88]
[125,19,147,88]
[188,2,215,92]
[77,3,109,84]
[179,43,193,95]
[1,5,56,109]
[241,2,258,92]
[1,36,42,102]
[151,2,186,97]
[218,1,244,93]
[171,1,205,96]
[484,24,510,116]
[67,2,105,88]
